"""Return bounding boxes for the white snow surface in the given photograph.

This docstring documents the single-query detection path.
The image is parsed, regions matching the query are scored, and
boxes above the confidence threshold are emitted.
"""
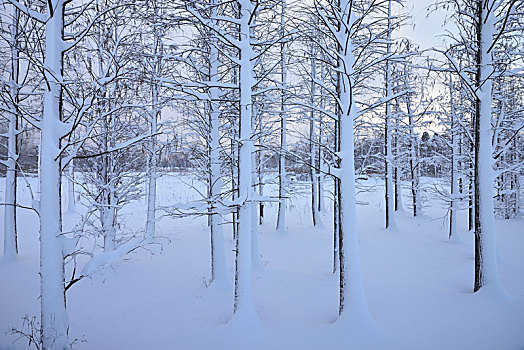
[1,174,523,350]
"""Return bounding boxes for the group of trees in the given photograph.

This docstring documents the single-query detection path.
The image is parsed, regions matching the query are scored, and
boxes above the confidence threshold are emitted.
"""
[0,0,522,348]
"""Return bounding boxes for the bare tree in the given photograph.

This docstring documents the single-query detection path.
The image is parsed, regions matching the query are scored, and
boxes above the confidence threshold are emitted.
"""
[436,0,524,291]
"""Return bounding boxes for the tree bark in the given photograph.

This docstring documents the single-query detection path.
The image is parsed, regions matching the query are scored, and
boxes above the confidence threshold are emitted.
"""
[40,1,70,347]
[473,0,499,292]
[3,4,20,260]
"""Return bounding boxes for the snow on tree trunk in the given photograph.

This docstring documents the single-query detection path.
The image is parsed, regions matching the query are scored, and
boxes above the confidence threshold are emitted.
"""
[468,160,474,231]
[309,66,318,227]
[3,4,20,260]
[231,131,239,241]
[67,159,75,213]
[318,55,326,214]
[40,1,71,347]
[384,0,397,230]
[333,71,341,275]
[145,103,158,239]
[334,0,373,327]
[333,174,340,274]
[250,105,260,270]
[449,74,459,241]
[251,151,260,270]
[406,98,419,217]
[394,115,403,212]
[473,0,499,292]
[309,43,322,227]
[207,7,228,286]
[515,137,521,217]
[145,2,161,239]
[256,109,264,226]
[249,9,261,270]
[233,0,258,321]
[338,90,370,319]
[276,0,287,233]
[100,113,116,252]
[209,102,227,285]
[101,191,116,252]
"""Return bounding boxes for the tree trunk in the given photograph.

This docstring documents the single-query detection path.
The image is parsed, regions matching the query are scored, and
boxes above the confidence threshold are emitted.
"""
[394,113,403,211]
[309,43,319,227]
[333,73,341,275]
[449,74,458,240]
[473,0,499,292]
[251,105,260,270]
[3,4,20,260]
[406,97,418,217]
[233,0,257,320]
[66,160,75,213]
[207,6,228,285]
[384,0,397,230]
[276,0,287,233]
[40,1,71,347]
[336,1,372,322]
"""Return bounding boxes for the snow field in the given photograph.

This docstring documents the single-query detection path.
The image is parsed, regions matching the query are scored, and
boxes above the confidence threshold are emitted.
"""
[1,174,523,349]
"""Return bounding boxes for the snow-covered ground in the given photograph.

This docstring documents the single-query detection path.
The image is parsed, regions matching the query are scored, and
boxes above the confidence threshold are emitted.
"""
[1,173,523,349]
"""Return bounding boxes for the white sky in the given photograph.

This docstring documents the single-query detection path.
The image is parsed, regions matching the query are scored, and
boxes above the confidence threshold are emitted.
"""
[398,0,451,51]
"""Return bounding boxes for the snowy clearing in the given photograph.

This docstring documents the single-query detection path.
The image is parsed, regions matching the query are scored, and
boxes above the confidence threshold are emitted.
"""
[1,174,523,350]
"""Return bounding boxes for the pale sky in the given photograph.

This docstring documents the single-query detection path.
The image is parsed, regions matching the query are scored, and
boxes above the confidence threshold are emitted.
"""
[398,0,451,51]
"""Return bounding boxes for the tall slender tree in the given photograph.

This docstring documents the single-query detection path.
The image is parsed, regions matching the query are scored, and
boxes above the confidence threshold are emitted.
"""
[437,0,524,291]
[276,0,288,233]
[1,4,21,260]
